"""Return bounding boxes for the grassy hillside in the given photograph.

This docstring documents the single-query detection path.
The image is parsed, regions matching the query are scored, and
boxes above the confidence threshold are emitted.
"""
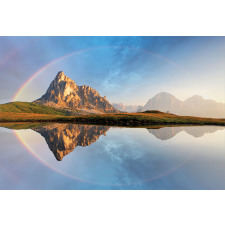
[0,102,71,116]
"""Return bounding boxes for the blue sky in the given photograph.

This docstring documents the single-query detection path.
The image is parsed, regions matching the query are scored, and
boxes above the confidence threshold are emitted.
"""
[0,36,224,105]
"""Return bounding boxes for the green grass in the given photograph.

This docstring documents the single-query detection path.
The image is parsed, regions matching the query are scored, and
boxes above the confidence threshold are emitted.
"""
[0,102,71,116]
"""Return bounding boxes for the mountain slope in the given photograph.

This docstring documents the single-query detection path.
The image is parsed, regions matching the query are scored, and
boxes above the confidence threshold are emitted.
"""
[34,71,119,113]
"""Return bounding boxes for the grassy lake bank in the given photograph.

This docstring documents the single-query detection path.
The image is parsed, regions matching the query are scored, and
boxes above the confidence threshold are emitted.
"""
[0,111,224,127]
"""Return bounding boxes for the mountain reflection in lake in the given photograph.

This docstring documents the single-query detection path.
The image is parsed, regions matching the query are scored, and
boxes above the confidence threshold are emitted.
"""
[33,124,109,161]
[0,123,224,190]
[147,126,225,140]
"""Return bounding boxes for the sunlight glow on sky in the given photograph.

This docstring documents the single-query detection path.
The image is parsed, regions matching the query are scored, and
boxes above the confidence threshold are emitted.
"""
[0,36,224,105]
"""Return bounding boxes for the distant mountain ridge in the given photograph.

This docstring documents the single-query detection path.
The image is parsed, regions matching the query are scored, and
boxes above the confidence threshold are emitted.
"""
[147,126,225,140]
[142,92,183,113]
[112,92,225,117]
[34,71,119,113]
[141,92,225,118]
[112,103,140,113]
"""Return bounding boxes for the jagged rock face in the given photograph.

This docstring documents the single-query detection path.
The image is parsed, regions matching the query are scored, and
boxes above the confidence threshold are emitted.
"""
[33,123,110,161]
[34,71,119,113]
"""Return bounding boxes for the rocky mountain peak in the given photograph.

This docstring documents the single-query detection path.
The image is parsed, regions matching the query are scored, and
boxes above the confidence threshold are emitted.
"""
[56,71,66,80]
[34,71,119,113]
[53,71,76,85]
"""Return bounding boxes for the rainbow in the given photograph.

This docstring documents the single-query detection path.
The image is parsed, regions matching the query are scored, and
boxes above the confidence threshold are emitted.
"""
[12,47,96,101]
[11,46,190,185]
[12,46,188,101]
[13,129,97,185]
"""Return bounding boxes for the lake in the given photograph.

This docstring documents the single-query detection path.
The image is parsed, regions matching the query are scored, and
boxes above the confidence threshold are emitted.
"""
[0,123,224,190]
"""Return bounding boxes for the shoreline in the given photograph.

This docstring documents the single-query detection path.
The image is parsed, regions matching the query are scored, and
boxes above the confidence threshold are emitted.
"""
[0,112,224,127]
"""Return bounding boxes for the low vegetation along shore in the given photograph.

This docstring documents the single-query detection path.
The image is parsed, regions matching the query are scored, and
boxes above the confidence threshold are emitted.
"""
[0,102,224,127]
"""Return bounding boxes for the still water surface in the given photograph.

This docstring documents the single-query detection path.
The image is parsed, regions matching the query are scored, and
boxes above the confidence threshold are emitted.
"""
[0,123,224,189]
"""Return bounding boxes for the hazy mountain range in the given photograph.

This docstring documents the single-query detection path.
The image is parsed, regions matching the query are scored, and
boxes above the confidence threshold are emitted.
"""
[113,92,225,118]
[112,103,140,113]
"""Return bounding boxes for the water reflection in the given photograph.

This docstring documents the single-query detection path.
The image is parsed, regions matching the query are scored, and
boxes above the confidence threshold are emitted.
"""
[0,123,224,161]
[147,126,224,140]
[33,124,109,161]
[0,123,224,189]
[31,124,225,161]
